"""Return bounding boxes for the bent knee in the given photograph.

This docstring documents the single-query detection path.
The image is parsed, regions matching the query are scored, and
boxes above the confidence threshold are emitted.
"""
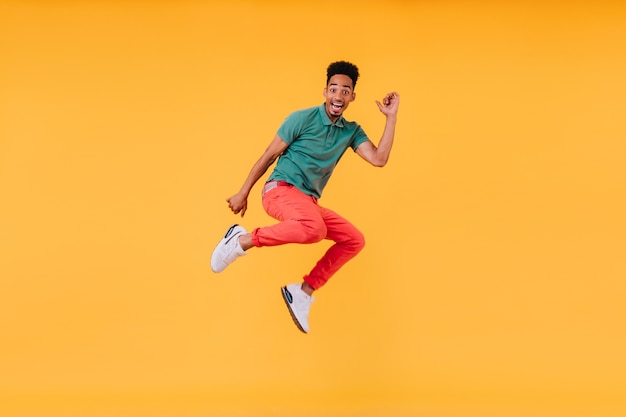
[299,220,327,244]
[351,230,366,252]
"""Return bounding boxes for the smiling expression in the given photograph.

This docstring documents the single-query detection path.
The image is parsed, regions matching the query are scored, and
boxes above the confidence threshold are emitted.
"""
[323,74,356,122]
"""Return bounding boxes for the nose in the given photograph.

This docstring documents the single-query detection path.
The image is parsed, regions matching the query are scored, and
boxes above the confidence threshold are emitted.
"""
[330,90,343,101]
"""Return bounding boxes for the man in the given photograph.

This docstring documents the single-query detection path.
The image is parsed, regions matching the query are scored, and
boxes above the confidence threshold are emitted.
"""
[211,61,400,333]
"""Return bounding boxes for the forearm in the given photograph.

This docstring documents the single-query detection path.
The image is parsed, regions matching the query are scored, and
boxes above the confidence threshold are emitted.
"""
[373,114,397,167]
[233,134,288,198]
[237,154,276,197]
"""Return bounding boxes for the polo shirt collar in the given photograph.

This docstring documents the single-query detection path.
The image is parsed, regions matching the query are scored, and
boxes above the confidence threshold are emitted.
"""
[319,103,345,128]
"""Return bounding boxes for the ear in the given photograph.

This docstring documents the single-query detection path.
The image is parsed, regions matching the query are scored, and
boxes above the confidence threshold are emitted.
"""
[351,91,357,101]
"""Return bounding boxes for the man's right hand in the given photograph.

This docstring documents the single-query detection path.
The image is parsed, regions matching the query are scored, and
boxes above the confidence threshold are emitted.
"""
[224,135,288,218]
[227,192,248,217]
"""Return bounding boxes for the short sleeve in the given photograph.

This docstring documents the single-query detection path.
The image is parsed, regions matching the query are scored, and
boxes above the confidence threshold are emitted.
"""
[276,111,304,145]
[351,124,370,151]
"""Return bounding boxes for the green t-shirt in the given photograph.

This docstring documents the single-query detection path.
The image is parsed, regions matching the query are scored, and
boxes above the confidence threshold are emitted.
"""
[270,103,370,198]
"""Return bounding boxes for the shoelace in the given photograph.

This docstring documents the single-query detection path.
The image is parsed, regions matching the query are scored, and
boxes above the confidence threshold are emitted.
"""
[295,293,311,317]
[223,234,244,263]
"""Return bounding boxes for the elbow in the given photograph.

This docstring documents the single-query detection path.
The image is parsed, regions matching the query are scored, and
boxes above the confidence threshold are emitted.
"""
[371,158,388,168]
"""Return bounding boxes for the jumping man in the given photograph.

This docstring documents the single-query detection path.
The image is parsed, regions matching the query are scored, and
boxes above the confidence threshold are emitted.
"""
[211,61,400,333]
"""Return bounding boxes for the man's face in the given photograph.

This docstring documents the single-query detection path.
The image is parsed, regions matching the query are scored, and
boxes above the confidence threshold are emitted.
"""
[323,74,356,122]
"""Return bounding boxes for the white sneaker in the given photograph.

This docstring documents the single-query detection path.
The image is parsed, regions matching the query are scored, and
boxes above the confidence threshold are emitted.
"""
[281,283,314,333]
[210,224,247,273]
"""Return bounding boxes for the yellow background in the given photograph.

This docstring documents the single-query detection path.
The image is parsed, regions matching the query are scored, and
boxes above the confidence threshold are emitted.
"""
[1,1,625,416]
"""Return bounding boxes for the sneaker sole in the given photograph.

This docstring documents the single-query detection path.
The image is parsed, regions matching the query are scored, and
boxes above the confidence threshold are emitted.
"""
[281,286,308,334]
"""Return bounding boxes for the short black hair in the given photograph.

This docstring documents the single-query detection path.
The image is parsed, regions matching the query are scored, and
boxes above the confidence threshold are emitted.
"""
[326,61,359,89]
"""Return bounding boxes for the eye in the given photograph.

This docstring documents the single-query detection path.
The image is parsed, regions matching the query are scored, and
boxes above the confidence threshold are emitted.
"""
[342,90,350,95]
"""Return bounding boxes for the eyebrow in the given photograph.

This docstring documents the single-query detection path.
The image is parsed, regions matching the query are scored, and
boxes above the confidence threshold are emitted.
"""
[329,83,353,90]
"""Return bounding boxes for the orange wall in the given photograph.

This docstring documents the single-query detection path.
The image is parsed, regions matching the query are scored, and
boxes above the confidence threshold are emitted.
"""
[1,1,625,416]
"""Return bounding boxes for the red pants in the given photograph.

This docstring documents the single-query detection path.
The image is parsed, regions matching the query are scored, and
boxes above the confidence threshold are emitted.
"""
[251,182,365,290]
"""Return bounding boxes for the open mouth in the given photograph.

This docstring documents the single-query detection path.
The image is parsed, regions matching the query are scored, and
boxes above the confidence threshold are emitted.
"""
[331,102,344,112]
